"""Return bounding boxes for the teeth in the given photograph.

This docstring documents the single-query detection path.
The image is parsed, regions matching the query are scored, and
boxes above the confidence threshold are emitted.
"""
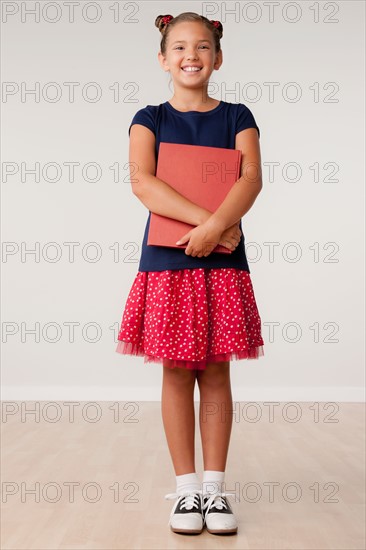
[182,67,201,72]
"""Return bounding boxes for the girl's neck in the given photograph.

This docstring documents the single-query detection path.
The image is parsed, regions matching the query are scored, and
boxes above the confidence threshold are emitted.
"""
[168,91,218,113]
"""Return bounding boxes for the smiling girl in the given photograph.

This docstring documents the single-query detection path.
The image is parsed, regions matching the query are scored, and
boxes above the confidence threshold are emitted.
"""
[116,12,265,535]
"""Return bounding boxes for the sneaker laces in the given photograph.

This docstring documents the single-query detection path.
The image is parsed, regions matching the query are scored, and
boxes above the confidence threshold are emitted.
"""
[202,491,236,524]
[165,489,203,527]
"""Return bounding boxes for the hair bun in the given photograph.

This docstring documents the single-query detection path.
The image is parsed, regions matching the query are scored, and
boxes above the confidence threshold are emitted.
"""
[210,19,223,39]
[155,14,174,33]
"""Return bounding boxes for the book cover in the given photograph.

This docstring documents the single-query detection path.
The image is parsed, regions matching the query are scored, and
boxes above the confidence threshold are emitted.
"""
[147,142,242,254]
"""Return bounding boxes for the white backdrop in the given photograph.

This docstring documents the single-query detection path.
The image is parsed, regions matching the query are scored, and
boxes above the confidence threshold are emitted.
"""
[2,1,365,401]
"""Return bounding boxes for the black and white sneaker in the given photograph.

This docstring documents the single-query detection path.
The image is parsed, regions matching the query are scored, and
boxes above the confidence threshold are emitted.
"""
[164,490,204,534]
[202,491,238,534]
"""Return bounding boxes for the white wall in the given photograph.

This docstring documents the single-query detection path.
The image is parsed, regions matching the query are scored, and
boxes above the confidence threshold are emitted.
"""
[2,1,365,401]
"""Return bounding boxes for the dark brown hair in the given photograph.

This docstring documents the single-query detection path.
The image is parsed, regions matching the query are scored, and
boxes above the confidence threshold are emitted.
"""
[155,12,223,55]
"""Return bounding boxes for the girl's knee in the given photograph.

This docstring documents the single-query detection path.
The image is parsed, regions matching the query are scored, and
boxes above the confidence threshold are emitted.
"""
[163,361,197,384]
[196,361,230,387]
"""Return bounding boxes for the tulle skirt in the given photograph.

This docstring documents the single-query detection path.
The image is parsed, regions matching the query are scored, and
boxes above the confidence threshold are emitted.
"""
[115,268,264,370]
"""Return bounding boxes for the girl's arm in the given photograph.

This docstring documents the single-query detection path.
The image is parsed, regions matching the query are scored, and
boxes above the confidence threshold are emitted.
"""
[129,124,214,227]
[207,128,263,234]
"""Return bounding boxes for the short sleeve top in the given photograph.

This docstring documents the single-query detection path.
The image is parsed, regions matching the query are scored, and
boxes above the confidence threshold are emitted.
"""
[129,100,260,272]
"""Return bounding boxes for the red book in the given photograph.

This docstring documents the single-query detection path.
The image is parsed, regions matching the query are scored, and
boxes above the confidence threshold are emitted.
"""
[147,142,242,254]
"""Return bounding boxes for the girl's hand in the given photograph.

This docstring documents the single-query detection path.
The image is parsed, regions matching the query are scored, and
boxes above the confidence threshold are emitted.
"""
[218,222,242,251]
[176,220,241,257]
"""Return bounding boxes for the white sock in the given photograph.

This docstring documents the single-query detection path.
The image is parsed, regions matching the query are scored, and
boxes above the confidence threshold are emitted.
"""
[176,472,201,495]
[202,470,225,496]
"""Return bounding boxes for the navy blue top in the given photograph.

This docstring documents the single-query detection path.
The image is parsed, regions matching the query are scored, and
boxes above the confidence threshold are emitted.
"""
[129,100,260,273]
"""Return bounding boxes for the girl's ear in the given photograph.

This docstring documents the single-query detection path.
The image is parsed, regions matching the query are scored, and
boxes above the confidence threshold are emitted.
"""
[214,49,223,70]
[158,51,170,72]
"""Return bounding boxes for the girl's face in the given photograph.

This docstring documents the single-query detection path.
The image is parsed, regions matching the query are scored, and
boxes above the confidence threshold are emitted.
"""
[158,21,222,86]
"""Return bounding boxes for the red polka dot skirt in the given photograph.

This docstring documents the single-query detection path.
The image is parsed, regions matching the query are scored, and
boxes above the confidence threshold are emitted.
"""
[115,268,264,371]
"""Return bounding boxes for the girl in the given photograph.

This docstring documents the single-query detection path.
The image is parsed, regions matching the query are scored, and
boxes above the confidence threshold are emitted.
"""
[116,12,264,536]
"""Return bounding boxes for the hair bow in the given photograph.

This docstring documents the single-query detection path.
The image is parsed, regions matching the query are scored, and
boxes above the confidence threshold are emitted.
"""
[162,15,173,26]
[210,20,221,28]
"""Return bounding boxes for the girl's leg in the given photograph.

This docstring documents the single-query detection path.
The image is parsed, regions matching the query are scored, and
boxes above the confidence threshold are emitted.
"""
[161,360,198,475]
[196,361,233,471]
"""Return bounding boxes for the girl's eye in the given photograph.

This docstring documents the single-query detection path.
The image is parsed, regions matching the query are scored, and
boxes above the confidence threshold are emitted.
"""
[174,45,209,50]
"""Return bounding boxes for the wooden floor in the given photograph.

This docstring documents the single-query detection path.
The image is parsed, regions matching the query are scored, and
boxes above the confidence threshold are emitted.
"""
[1,401,365,549]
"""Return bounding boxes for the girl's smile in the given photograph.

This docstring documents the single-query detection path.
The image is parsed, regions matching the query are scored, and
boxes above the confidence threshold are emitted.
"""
[181,65,202,72]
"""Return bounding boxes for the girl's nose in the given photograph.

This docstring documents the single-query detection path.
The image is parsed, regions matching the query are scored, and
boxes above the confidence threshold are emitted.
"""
[186,51,198,60]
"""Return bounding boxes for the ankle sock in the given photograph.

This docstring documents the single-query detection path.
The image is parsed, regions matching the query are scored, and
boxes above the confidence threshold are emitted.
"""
[176,472,201,495]
[202,470,225,496]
